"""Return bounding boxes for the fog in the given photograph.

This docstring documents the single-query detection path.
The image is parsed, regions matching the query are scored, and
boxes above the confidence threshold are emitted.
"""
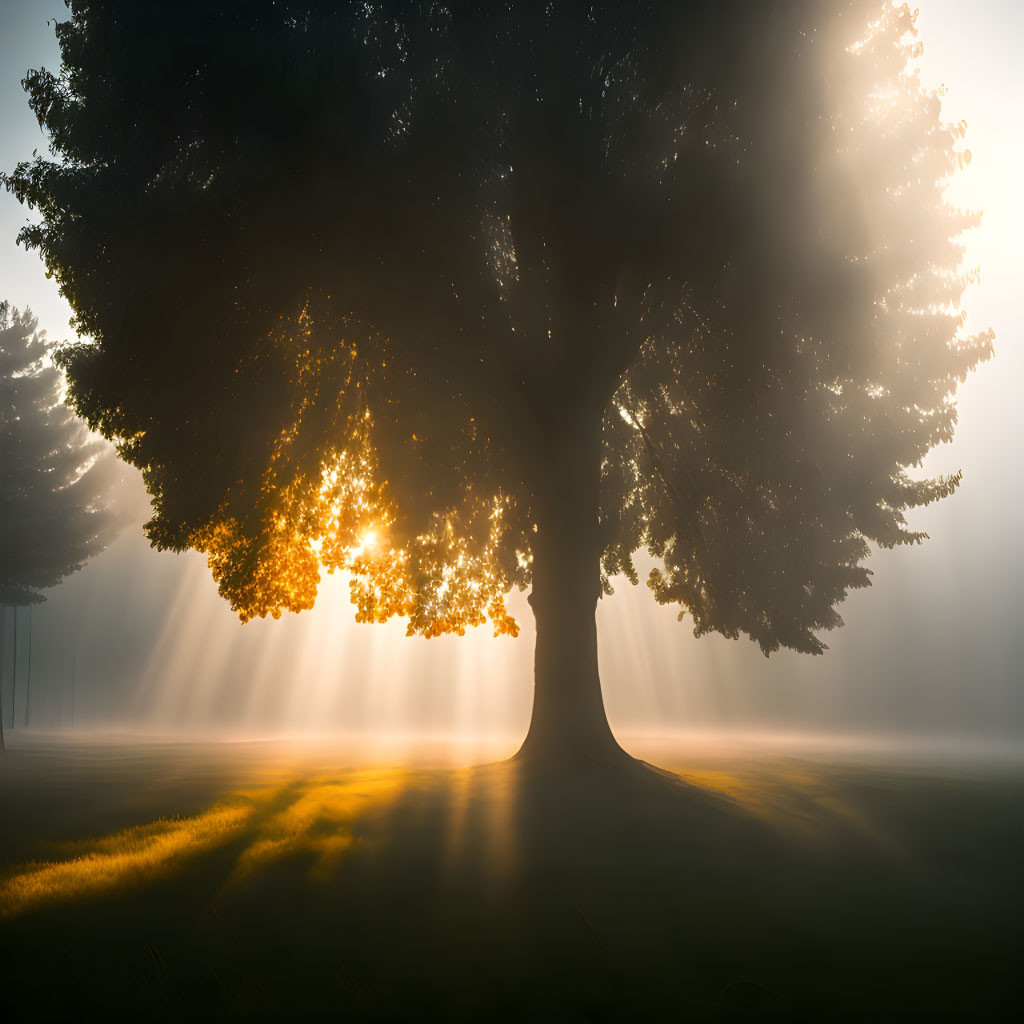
[1,0,1022,746]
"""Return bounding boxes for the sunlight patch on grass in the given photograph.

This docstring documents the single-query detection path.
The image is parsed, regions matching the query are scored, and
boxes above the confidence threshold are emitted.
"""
[678,765,904,852]
[228,769,410,883]
[0,769,419,917]
[679,766,854,846]
[0,802,255,917]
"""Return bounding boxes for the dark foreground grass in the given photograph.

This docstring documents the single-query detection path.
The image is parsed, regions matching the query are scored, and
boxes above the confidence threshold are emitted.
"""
[0,734,1021,1022]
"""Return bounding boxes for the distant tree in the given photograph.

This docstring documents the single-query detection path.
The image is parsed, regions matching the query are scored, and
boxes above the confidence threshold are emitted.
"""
[0,303,122,746]
[2,1,991,765]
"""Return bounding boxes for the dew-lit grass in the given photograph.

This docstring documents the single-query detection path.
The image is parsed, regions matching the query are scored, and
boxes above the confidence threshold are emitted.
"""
[1,801,254,916]
[1,763,425,916]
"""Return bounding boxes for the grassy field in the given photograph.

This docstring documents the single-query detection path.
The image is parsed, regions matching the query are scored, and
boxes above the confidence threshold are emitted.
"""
[0,732,1021,1021]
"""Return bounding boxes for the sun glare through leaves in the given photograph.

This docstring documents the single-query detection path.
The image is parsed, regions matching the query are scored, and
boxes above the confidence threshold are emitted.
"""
[191,304,523,638]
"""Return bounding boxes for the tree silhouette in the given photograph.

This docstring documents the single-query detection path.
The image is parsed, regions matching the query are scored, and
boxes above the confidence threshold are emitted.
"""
[0,303,122,746]
[2,1,991,764]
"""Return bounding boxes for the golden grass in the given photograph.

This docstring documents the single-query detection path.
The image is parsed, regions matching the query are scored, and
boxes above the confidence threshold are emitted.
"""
[0,802,254,917]
[229,769,410,882]
[677,765,904,852]
[0,768,415,917]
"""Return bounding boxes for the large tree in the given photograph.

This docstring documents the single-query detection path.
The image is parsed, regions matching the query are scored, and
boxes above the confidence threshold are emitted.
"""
[2,1,991,764]
[0,302,122,746]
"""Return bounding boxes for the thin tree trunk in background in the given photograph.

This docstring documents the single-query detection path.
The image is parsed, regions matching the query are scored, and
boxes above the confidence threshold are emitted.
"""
[0,606,6,750]
[24,604,32,728]
[515,409,628,767]
[10,605,17,730]
[71,648,77,728]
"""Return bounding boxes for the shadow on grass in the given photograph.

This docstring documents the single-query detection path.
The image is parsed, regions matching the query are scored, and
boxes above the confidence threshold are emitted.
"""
[1,751,1022,1021]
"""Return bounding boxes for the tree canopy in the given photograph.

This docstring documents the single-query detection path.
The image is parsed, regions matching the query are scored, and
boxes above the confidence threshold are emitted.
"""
[2,0,992,654]
[0,302,122,606]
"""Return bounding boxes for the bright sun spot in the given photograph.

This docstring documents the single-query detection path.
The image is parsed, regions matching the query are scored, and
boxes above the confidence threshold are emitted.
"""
[351,528,379,558]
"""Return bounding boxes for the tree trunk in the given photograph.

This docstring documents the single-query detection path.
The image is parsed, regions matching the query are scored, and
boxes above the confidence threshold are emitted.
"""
[514,408,630,767]
[25,604,32,728]
[0,606,6,750]
[10,605,16,731]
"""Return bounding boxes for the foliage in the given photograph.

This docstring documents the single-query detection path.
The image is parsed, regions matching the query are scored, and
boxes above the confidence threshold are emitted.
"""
[2,1,991,652]
[0,302,121,605]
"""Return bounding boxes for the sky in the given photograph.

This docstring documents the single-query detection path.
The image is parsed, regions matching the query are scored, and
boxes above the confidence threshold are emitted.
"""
[1,0,1022,744]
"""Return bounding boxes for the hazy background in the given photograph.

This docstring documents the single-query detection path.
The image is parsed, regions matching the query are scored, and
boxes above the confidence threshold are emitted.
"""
[1,0,1021,743]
